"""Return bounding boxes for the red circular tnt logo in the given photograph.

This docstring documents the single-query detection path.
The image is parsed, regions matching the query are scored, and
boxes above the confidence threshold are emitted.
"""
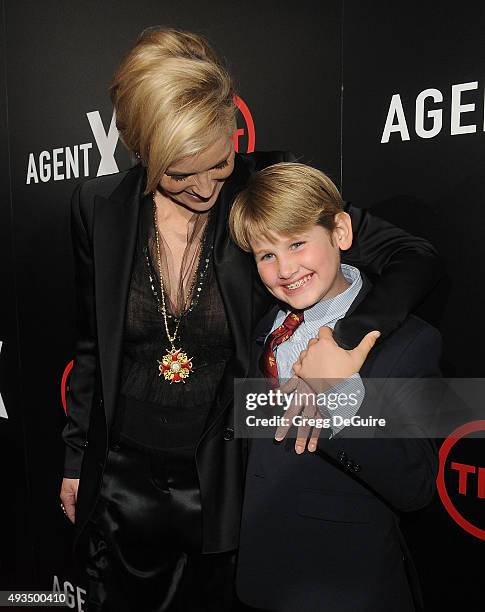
[233,95,256,153]
[60,360,74,414]
[437,420,485,540]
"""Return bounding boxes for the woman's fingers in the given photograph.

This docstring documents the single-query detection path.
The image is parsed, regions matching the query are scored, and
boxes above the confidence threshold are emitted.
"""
[60,478,80,524]
[63,500,76,524]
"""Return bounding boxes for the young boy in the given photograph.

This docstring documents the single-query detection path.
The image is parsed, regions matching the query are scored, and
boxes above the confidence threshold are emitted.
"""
[229,163,440,612]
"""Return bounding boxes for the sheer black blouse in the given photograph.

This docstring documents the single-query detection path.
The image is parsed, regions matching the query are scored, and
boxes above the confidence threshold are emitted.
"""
[119,195,234,450]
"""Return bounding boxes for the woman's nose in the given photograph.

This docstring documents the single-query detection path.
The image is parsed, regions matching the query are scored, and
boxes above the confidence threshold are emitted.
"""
[193,172,215,198]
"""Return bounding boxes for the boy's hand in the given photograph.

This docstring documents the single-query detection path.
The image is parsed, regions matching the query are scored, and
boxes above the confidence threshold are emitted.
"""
[292,326,380,393]
[275,376,322,453]
[274,327,380,452]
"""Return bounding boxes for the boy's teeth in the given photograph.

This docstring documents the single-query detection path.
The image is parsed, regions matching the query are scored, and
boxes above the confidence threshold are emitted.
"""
[286,274,311,290]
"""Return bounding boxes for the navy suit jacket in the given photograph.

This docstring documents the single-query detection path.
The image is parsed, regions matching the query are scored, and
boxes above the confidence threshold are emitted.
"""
[236,280,441,612]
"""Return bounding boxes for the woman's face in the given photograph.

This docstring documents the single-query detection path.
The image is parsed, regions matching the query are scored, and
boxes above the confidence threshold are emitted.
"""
[158,135,235,213]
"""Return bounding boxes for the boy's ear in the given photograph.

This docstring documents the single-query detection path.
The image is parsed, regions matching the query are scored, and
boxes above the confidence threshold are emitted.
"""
[333,212,353,251]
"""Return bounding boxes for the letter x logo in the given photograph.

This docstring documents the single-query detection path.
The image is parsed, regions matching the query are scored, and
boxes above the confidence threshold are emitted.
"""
[0,341,7,419]
[87,110,119,177]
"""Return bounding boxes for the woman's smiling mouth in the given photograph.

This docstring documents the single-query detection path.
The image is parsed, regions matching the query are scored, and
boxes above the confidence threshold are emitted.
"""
[185,189,216,202]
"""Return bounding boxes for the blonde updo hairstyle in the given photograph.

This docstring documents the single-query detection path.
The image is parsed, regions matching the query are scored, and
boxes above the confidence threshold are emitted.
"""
[110,27,237,194]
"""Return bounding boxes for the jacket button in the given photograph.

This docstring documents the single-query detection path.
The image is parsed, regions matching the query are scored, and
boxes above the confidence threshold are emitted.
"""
[345,461,354,471]
[352,463,361,472]
[223,427,234,441]
[99,398,104,407]
[111,443,120,452]
[337,451,347,462]
[83,440,89,448]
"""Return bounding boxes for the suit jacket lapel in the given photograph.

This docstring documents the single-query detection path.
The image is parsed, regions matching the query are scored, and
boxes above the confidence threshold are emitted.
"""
[343,275,371,319]
[247,305,279,380]
[203,154,254,429]
[94,165,145,427]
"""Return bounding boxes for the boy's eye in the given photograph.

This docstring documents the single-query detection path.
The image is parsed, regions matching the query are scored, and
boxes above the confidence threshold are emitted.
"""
[260,253,274,261]
[290,241,305,249]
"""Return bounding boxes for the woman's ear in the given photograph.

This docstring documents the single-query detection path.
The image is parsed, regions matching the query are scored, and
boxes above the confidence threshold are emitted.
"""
[333,212,353,251]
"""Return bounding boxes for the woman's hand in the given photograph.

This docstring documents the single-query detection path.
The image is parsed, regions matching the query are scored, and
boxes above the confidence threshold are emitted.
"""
[60,478,79,524]
[292,326,380,393]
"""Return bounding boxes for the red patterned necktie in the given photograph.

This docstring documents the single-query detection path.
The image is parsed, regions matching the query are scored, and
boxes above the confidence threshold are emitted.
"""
[260,310,304,382]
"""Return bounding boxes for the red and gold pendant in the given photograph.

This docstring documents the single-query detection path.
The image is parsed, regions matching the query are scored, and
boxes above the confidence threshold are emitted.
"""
[158,347,193,383]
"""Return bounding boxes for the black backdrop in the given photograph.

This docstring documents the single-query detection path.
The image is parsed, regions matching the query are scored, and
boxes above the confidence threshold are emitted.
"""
[0,1,483,610]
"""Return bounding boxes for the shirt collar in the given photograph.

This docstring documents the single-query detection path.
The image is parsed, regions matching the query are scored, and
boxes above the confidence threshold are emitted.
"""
[301,264,362,335]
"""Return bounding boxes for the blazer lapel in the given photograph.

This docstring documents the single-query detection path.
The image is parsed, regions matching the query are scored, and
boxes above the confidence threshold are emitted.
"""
[203,154,254,429]
[249,305,280,378]
[94,165,145,427]
[343,275,372,318]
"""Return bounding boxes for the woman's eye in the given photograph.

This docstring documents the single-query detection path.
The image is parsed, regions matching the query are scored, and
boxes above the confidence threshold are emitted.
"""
[260,253,274,261]
[168,160,227,182]
[214,160,229,170]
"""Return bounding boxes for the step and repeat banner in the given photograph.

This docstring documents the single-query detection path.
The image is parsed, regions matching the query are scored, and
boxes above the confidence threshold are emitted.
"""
[342,2,484,610]
[0,3,31,591]
[0,0,343,605]
[0,0,482,610]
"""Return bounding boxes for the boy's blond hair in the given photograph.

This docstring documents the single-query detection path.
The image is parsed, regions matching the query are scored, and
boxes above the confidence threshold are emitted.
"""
[110,27,237,194]
[229,162,344,251]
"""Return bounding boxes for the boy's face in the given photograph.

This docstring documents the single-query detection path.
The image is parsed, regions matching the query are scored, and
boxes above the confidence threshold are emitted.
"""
[250,215,352,310]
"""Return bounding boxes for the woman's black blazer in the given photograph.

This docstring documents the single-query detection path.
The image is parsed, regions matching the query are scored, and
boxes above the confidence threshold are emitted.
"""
[62,151,442,554]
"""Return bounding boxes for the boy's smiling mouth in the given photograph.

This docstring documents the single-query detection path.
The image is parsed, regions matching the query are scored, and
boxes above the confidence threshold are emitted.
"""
[282,273,314,291]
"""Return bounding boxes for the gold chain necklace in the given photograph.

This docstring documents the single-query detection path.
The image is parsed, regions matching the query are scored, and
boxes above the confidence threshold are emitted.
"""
[152,195,201,383]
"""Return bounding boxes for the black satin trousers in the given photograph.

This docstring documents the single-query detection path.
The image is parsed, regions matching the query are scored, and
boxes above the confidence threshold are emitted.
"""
[83,404,242,611]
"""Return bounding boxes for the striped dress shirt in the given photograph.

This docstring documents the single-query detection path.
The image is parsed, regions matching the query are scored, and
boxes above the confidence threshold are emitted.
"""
[268,264,365,435]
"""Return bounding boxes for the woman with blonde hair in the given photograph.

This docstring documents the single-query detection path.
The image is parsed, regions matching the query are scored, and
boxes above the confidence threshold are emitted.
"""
[59,27,441,611]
